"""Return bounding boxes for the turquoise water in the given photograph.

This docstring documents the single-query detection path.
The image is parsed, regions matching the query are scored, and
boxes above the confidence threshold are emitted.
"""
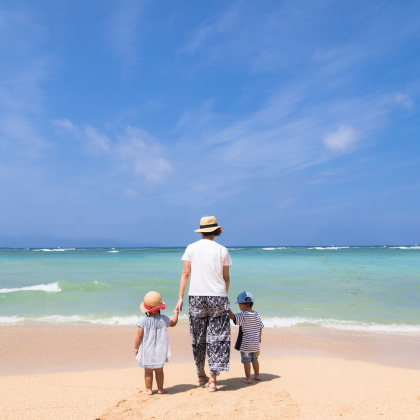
[1,246,419,333]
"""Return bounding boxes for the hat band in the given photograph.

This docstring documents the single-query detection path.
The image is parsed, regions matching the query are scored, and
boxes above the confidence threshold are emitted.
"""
[200,223,218,229]
[143,302,165,313]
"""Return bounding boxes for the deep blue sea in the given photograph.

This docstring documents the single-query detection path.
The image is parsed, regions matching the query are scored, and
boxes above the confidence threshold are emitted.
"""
[1,246,419,333]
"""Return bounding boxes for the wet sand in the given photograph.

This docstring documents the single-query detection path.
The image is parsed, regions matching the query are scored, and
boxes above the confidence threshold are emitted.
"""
[1,324,420,419]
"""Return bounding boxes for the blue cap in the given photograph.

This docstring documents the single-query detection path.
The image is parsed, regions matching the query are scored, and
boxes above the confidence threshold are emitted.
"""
[236,291,254,304]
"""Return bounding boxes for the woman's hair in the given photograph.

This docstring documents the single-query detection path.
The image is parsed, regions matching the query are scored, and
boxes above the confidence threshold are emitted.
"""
[146,310,160,317]
[202,228,222,237]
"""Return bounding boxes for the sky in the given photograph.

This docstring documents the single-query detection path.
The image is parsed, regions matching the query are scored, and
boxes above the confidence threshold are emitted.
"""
[0,0,419,247]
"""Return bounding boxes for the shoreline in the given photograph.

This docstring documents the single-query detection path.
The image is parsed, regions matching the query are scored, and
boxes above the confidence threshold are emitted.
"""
[1,324,419,377]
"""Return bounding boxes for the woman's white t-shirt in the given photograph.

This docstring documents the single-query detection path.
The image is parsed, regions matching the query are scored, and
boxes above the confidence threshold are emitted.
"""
[182,239,232,297]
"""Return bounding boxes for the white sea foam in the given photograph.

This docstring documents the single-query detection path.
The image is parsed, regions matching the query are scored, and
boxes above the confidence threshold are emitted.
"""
[0,316,26,324]
[262,248,276,250]
[0,282,61,293]
[108,250,119,253]
[390,246,420,249]
[1,314,418,334]
[33,248,75,252]
[308,246,350,250]
[260,317,420,333]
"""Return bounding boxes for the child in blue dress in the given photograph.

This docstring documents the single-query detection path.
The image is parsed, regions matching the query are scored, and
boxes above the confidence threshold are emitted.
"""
[134,291,178,395]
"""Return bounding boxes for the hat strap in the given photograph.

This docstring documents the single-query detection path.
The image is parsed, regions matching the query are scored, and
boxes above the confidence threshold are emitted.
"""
[143,302,165,313]
[200,223,218,229]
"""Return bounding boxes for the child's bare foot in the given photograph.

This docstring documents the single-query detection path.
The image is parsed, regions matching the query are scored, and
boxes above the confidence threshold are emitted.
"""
[157,389,167,394]
[242,378,252,384]
[142,390,153,395]
[254,374,261,381]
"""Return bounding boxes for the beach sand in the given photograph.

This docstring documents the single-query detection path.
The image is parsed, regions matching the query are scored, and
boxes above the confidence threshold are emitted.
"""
[1,324,420,419]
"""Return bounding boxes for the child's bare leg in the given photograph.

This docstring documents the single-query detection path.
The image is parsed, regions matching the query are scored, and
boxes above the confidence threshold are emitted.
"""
[143,369,153,395]
[242,361,252,383]
[252,359,260,380]
[155,368,167,394]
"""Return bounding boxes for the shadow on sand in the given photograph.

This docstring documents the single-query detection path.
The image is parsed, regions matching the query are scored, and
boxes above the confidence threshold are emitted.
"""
[165,373,280,394]
[215,373,281,392]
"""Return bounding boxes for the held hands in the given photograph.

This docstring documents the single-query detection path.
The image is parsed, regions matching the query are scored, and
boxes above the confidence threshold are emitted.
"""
[134,348,139,356]
[175,297,183,312]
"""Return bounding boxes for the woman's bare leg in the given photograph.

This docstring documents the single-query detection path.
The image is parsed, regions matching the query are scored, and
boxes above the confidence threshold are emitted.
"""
[198,368,208,383]
[143,369,153,395]
[155,368,167,394]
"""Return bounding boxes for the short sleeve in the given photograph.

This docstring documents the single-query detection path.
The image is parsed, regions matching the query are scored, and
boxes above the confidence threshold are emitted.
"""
[138,317,146,329]
[258,314,264,329]
[163,315,171,327]
[181,245,192,261]
[222,248,232,266]
[234,313,243,326]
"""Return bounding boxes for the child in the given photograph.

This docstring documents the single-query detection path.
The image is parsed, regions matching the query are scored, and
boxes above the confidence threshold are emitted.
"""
[229,291,264,384]
[134,291,178,395]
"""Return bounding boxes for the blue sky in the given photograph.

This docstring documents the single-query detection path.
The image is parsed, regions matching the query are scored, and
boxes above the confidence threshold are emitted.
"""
[1,0,419,247]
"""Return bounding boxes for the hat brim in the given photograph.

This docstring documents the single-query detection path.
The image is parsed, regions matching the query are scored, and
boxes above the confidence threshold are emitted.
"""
[194,226,224,233]
[140,301,165,313]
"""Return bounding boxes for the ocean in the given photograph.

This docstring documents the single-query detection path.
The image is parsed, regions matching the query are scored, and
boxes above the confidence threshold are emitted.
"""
[1,246,419,333]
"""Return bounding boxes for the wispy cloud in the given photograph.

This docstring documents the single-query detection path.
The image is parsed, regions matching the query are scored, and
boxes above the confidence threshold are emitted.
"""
[0,7,50,154]
[108,0,148,77]
[52,119,171,183]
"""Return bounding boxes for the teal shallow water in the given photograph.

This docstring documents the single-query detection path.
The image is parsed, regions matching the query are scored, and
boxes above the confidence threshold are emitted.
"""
[1,246,419,333]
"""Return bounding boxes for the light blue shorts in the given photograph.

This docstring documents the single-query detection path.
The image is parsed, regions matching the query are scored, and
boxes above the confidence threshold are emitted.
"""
[240,351,259,363]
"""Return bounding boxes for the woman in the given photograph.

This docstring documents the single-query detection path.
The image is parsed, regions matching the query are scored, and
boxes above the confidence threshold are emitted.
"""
[175,216,232,392]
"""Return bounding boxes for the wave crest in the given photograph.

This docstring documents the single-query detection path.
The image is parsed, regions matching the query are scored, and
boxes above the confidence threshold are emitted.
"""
[0,282,61,293]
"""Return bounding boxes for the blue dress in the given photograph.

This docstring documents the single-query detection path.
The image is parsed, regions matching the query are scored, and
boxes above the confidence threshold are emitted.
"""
[137,315,171,369]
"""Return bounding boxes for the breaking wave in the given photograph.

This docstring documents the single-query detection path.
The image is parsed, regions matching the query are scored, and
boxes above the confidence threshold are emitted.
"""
[0,282,61,293]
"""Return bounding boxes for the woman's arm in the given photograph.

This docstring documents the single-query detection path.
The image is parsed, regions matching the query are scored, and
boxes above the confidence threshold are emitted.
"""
[176,261,191,312]
[134,327,144,355]
[170,309,179,327]
[223,266,230,293]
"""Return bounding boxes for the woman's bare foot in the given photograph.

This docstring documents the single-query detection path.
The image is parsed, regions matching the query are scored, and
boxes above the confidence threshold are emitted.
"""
[207,381,217,392]
[142,390,153,395]
[242,378,252,384]
[253,374,261,381]
[157,389,167,394]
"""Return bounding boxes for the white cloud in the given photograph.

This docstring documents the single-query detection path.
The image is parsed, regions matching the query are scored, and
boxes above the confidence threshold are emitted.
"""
[116,126,172,183]
[323,126,359,152]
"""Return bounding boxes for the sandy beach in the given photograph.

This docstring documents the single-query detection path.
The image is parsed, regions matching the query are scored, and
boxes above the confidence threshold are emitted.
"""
[1,324,420,419]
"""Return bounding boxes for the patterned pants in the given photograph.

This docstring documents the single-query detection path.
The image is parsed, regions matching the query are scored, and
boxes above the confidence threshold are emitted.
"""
[189,296,230,376]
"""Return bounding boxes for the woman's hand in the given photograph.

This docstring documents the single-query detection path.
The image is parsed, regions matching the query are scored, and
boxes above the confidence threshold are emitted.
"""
[175,297,183,312]
[134,348,139,356]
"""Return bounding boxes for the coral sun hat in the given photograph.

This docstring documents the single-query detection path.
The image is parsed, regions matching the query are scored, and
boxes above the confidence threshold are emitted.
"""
[140,291,166,314]
[194,216,224,233]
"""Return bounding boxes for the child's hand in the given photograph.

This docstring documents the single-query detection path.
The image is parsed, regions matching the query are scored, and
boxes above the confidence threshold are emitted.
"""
[134,348,139,356]
[173,309,179,315]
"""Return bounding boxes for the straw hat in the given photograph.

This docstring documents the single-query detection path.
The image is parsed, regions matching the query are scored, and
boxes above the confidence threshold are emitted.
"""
[194,216,224,233]
[140,291,165,313]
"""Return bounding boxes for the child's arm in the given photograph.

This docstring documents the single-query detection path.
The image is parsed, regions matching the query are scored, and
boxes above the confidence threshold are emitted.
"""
[259,329,262,343]
[228,308,236,321]
[169,309,179,327]
[134,327,144,355]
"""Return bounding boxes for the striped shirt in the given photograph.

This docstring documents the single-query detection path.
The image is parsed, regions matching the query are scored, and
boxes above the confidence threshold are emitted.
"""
[233,311,264,353]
